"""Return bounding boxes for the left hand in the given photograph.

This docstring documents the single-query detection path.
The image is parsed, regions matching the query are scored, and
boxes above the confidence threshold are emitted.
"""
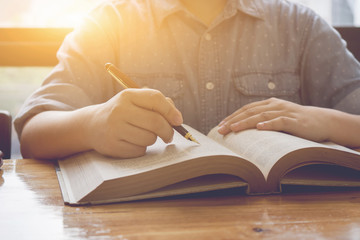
[217,98,333,143]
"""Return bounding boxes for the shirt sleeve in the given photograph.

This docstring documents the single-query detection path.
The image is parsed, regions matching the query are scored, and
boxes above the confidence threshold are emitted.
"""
[299,8,360,114]
[14,2,122,137]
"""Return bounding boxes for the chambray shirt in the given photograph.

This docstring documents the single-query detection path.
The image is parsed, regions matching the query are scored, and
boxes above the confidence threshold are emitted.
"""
[14,0,360,136]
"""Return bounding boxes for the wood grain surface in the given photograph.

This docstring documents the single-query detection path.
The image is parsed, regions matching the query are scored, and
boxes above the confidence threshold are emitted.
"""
[1,158,360,240]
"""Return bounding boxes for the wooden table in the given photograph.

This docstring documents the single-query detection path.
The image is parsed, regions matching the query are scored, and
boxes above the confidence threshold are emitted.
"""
[1,159,360,240]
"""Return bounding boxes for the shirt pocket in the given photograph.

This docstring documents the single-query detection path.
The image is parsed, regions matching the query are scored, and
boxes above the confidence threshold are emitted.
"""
[127,73,185,109]
[233,72,300,97]
[228,72,301,113]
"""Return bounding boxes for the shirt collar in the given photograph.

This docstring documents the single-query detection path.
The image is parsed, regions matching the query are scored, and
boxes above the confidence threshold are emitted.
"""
[234,0,265,19]
[151,0,183,27]
[151,0,265,27]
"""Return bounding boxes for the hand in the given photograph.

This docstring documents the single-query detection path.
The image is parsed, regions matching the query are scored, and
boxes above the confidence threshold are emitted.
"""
[87,88,183,158]
[218,98,333,143]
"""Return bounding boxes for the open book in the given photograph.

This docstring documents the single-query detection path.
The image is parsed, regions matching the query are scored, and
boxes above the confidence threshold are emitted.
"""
[56,125,360,205]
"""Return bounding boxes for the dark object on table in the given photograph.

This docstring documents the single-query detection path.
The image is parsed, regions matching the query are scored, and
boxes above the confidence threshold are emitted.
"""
[0,110,12,159]
[0,150,3,167]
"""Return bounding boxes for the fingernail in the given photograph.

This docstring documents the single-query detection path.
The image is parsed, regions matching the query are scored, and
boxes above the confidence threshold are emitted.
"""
[168,134,174,143]
[218,125,227,134]
[257,122,265,129]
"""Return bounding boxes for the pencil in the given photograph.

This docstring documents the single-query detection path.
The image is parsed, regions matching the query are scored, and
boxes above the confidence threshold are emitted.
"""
[105,63,200,144]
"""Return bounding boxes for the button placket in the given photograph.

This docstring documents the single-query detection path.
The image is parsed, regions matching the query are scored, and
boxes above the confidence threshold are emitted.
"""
[267,80,276,90]
[198,31,218,133]
[206,82,215,90]
[204,33,212,41]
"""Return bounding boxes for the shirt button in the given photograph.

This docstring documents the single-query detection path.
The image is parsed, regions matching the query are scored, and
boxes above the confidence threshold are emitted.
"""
[206,82,215,90]
[267,81,276,90]
[204,33,212,41]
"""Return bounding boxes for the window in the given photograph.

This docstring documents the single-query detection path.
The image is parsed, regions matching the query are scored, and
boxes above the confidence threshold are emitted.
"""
[291,0,360,26]
[0,0,101,158]
[0,0,101,27]
[332,0,360,26]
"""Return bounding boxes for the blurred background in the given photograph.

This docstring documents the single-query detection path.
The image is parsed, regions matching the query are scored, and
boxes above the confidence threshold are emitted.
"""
[0,0,359,158]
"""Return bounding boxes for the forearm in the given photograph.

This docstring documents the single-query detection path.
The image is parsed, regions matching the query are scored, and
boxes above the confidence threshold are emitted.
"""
[327,110,360,148]
[20,105,97,160]
[19,89,183,160]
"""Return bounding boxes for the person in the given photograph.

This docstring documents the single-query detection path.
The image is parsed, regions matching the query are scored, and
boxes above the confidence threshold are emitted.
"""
[14,0,360,160]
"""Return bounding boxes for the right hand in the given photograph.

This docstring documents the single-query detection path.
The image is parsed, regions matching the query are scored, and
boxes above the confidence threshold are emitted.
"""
[86,88,183,158]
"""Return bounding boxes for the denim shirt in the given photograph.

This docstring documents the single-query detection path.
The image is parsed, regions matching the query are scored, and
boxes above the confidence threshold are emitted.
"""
[14,0,360,136]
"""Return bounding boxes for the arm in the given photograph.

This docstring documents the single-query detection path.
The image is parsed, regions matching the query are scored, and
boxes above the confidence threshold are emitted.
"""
[20,89,183,160]
[217,7,360,147]
[19,4,182,159]
[218,98,360,148]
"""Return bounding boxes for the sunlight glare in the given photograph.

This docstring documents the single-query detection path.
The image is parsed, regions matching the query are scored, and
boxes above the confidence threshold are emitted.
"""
[0,0,101,27]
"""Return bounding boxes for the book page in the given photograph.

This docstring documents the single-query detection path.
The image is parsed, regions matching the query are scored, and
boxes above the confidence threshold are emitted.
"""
[93,126,243,180]
[281,164,360,187]
[58,152,105,202]
[85,174,248,204]
[207,127,343,180]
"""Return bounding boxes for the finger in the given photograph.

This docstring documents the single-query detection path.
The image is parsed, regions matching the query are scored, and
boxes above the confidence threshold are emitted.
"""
[218,105,268,132]
[219,113,262,135]
[96,138,147,159]
[125,89,183,126]
[125,107,174,143]
[112,141,148,158]
[229,114,263,132]
[117,122,159,147]
[256,116,298,134]
[218,110,283,135]
[219,98,273,126]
